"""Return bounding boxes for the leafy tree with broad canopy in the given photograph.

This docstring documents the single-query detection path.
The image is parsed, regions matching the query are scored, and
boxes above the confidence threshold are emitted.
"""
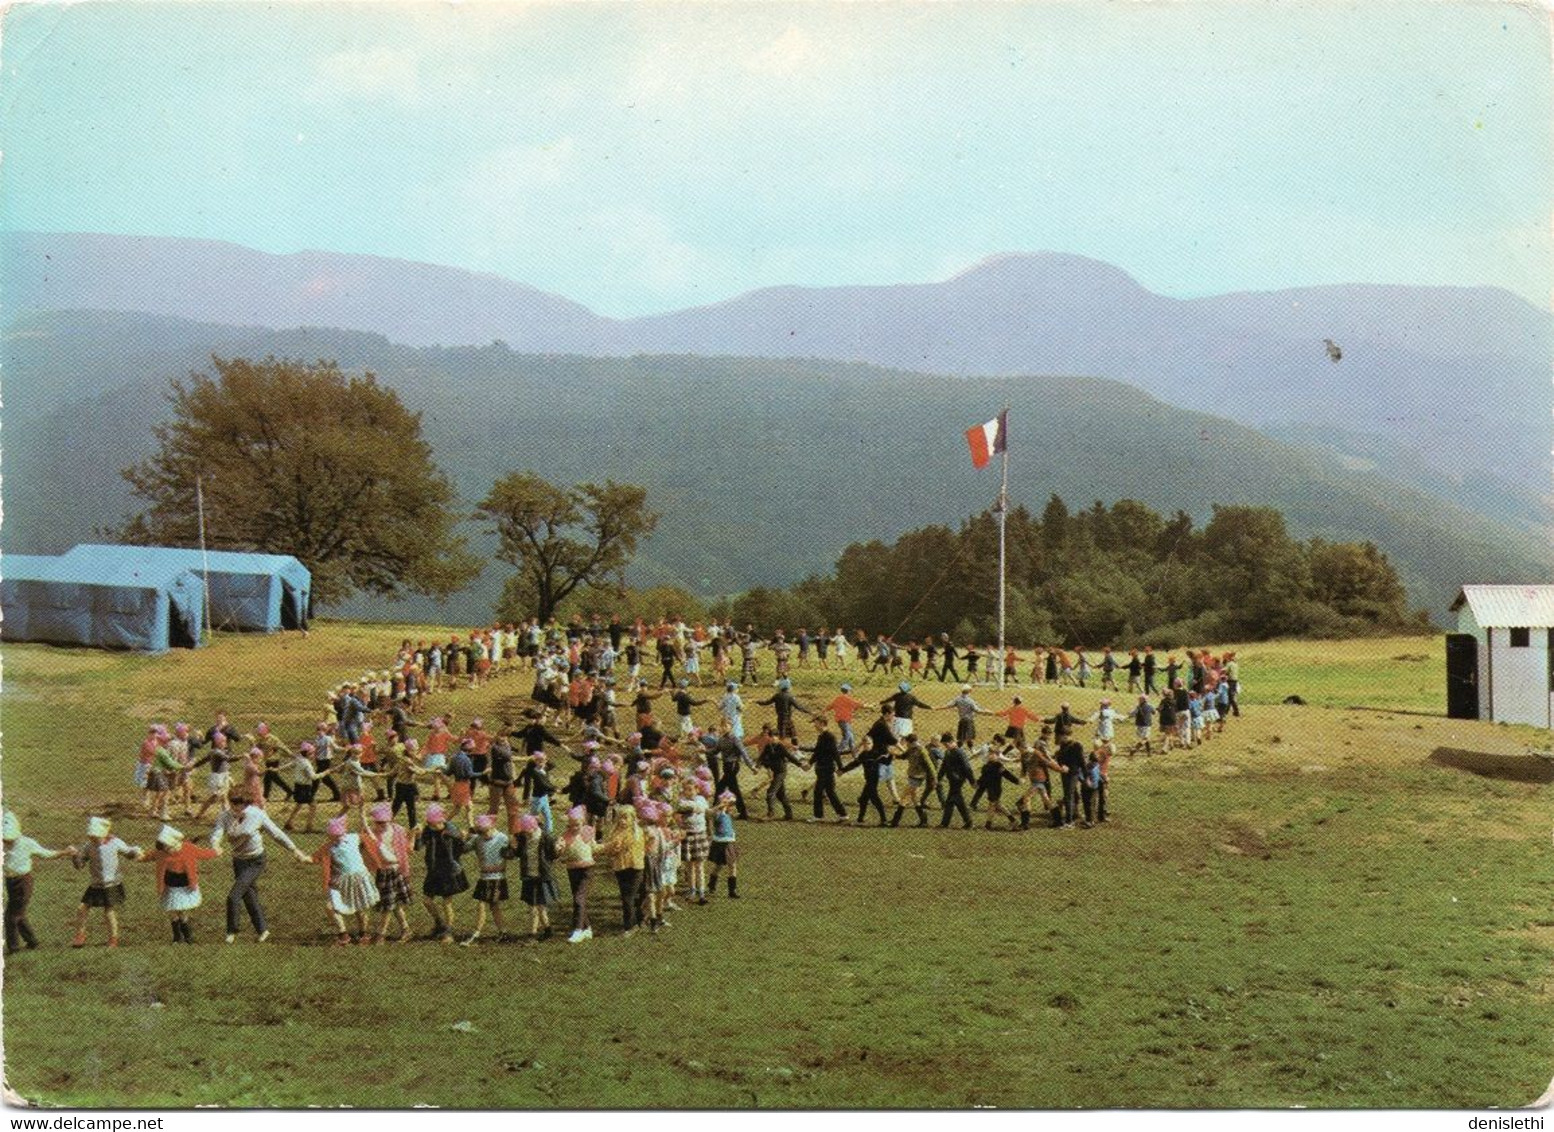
[121,356,479,605]
[479,473,658,623]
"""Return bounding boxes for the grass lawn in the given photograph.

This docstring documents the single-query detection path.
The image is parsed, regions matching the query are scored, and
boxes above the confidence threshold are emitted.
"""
[2,626,1550,1108]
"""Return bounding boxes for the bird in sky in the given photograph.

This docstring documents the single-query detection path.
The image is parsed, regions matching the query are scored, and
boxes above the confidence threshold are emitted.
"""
[1323,338,1343,362]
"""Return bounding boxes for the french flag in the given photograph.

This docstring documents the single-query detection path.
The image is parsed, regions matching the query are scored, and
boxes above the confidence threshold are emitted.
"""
[965,410,1008,470]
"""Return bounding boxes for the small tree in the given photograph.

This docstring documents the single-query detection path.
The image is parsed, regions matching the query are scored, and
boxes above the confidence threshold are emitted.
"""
[121,356,479,605]
[477,473,658,622]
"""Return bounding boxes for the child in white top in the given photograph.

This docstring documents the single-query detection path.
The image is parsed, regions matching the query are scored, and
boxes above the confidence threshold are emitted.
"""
[71,817,143,948]
[4,811,73,954]
[655,798,683,914]
[282,744,323,833]
[677,787,711,904]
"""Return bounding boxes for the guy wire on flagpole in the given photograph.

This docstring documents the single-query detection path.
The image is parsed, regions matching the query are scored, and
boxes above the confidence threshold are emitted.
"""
[997,405,1009,689]
[196,474,213,645]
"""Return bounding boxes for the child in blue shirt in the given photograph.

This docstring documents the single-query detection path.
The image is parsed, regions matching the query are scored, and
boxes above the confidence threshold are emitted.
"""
[449,740,478,829]
[1081,748,1108,827]
[708,791,740,899]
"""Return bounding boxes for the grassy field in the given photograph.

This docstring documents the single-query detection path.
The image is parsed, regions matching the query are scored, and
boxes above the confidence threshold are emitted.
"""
[2,626,1551,1108]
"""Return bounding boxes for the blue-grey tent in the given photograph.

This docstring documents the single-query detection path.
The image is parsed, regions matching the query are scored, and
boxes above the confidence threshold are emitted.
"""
[63,545,311,632]
[2,552,205,651]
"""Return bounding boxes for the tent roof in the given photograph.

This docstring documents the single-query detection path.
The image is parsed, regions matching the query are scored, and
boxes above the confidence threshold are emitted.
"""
[1450,585,1554,628]
[3,551,198,590]
[65,544,309,582]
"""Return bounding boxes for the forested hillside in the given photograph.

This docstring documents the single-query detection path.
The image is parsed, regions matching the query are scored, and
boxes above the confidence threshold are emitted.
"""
[6,312,1545,625]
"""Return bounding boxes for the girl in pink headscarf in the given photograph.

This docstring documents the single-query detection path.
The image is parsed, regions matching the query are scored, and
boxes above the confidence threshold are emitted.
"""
[281,743,323,833]
[309,817,377,945]
[464,814,513,946]
[361,802,412,944]
[678,772,712,904]
[147,731,184,822]
[515,813,557,940]
[137,725,168,812]
[413,804,467,944]
[241,747,267,807]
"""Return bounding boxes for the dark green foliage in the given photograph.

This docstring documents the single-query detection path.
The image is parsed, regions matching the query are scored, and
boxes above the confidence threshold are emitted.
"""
[728,586,828,634]
[119,356,478,604]
[745,497,1424,646]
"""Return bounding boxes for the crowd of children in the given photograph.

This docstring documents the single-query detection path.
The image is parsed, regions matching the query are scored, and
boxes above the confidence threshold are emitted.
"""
[4,615,1242,952]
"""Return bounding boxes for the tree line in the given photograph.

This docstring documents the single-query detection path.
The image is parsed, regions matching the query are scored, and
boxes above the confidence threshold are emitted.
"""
[717,495,1429,646]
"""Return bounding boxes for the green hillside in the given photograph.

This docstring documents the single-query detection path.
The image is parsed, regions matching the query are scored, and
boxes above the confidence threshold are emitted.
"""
[5,312,1548,624]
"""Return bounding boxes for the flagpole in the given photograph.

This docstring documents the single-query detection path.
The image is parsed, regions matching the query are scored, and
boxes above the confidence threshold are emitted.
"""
[997,406,1009,690]
[196,474,213,645]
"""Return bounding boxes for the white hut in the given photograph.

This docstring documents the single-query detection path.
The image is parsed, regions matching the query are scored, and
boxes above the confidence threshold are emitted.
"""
[1448,585,1554,728]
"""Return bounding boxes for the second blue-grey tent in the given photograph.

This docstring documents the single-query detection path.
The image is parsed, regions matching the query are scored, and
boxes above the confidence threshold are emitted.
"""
[1,552,205,651]
[64,545,311,632]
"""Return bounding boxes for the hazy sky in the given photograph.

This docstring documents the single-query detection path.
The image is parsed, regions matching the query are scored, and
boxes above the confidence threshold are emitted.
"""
[2,1,1548,316]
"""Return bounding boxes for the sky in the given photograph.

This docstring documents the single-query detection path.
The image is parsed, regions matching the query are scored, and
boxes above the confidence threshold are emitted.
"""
[1,0,1548,317]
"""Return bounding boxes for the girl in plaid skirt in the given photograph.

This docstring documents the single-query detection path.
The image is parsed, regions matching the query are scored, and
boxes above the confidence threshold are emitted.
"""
[637,801,666,933]
[362,803,413,944]
[677,778,712,905]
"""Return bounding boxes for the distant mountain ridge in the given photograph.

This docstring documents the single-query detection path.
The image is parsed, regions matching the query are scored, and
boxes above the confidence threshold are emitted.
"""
[2,231,612,354]
[3,309,1548,627]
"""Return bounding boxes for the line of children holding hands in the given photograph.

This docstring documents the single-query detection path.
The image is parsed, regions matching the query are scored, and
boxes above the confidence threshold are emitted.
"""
[765,716,1116,832]
[4,762,746,950]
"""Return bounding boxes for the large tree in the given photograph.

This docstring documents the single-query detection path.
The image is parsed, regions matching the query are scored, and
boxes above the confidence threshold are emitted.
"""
[121,356,479,605]
[478,473,658,622]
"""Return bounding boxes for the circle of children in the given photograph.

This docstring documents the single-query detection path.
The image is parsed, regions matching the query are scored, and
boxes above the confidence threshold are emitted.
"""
[3,617,1242,955]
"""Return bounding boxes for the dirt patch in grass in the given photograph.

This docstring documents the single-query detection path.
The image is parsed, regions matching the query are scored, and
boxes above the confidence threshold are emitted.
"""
[1219,823,1271,859]
[1430,748,1554,785]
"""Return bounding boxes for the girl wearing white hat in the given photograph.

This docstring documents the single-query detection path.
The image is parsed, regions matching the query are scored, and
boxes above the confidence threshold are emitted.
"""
[148,824,220,944]
[71,817,143,948]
